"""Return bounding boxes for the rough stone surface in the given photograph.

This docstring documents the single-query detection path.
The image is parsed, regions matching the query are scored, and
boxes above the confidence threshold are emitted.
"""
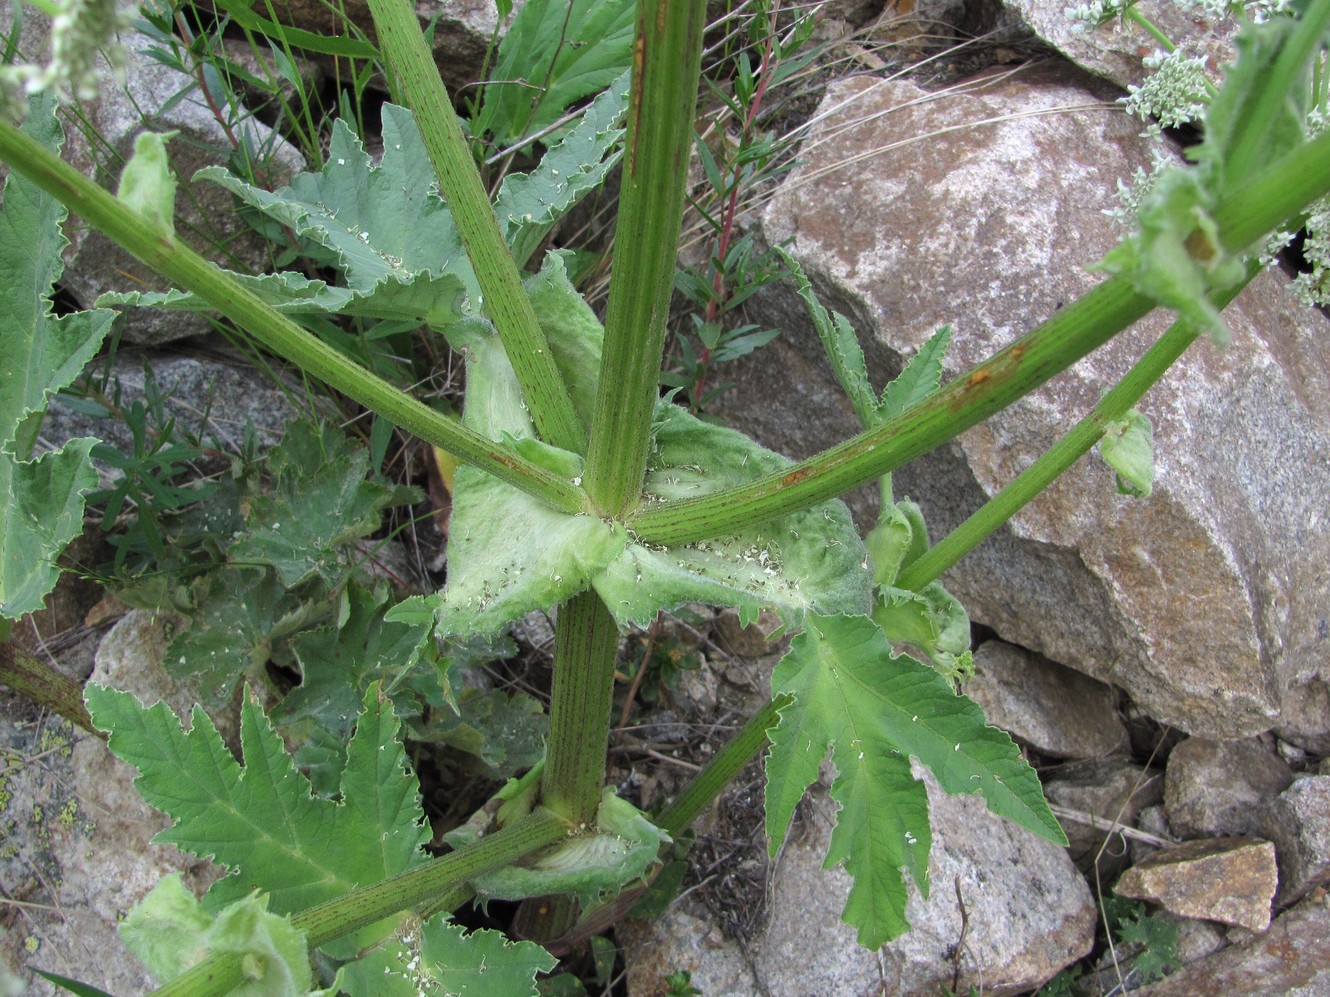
[999,0,1238,90]
[1257,775,1330,906]
[1164,736,1293,839]
[1138,889,1330,996]
[720,64,1330,740]
[269,0,516,95]
[1276,677,1330,754]
[1115,837,1277,933]
[0,1,306,345]
[624,771,1095,996]
[1042,758,1163,878]
[966,639,1129,759]
[0,612,220,993]
[42,347,306,458]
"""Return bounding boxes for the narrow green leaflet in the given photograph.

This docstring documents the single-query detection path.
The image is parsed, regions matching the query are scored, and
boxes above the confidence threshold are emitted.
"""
[473,0,636,148]
[419,255,870,638]
[85,681,431,956]
[0,94,114,619]
[765,614,1065,949]
[334,915,556,997]
[120,874,310,994]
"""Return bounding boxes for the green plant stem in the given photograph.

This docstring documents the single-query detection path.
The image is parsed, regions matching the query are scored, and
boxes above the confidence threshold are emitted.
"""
[541,591,621,826]
[150,809,568,997]
[627,126,1330,546]
[365,0,586,456]
[896,266,1257,593]
[583,0,708,516]
[0,641,98,735]
[656,692,792,838]
[0,118,586,516]
[1223,0,1330,192]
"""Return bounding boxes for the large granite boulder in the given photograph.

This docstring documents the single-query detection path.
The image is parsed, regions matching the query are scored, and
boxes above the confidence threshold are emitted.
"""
[716,62,1330,741]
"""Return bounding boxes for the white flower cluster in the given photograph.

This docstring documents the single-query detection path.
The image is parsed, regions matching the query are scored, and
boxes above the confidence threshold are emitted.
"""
[0,0,128,120]
[1103,146,1176,226]
[1290,110,1330,306]
[1173,0,1292,22]
[1064,0,1132,29]
[1121,49,1210,131]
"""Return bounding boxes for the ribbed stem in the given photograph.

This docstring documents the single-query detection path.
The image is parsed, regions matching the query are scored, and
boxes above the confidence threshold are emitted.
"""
[626,126,1330,546]
[896,267,1256,592]
[0,641,98,734]
[582,0,708,515]
[541,591,621,825]
[0,118,586,515]
[365,0,587,454]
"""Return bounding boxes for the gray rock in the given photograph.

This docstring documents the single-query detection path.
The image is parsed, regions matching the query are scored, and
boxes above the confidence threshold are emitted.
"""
[1138,889,1330,997]
[1043,758,1163,878]
[1257,775,1330,906]
[625,771,1094,996]
[720,64,1330,740]
[269,0,517,96]
[1163,736,1293,839]
[40,347,305,460]
[1276,677,1330,754]
[1001,0,1238,91]
[1114,837,1278,934]
[0,612,221,994]
[0,1,306,345]
[966,639,1129,759]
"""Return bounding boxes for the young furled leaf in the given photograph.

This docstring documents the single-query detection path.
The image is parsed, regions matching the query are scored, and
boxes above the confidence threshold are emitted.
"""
[119,874,310,993]
[1098,409,1155,498]
[765,614,1065,949]
[85,681,430,958]
[0,93,115,618]
[116,131,178,234]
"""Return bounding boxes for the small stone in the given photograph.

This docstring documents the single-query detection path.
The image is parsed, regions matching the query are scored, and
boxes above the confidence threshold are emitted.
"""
[1043,759,1164,878]
[1115,837,1277,933]
[966,640,1129,759]
[712,607,786,658]
[1256,775,1330,905]
[1137,888,1330,995]
[1164,737,1293,838]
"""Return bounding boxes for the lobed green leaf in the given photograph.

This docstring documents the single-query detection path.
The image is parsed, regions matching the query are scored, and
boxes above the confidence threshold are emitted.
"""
[765,614,1064,948]
[85,681,430,957]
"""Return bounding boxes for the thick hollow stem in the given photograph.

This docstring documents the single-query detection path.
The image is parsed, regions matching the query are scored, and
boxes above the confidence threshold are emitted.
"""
[150,809,568,997]
[0,118,586,515]
[582,0,708,515]
[626,127,1330,546]
[541,591,621,826]
[365,0,586,455]
[0,641,98,734]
